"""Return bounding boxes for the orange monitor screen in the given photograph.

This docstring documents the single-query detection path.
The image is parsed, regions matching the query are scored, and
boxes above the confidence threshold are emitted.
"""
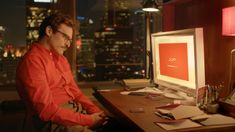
[159,43,189,81]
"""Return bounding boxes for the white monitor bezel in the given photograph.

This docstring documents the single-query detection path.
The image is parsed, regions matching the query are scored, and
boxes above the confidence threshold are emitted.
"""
[151,28,205,96]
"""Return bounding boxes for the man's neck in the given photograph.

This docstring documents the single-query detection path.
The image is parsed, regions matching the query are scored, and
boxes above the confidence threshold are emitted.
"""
[38,38,51,51]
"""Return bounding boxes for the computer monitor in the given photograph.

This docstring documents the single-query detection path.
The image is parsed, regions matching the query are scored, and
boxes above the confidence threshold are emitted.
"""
[151,28,205,96]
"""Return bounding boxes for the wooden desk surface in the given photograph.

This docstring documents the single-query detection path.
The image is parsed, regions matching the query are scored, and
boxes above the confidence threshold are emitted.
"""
[93,89,235,132]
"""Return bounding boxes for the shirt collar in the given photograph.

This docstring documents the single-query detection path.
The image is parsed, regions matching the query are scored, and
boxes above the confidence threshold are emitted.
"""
[32,43,62,61]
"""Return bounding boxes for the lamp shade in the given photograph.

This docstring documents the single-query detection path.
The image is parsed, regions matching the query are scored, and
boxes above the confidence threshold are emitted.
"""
[142,0,159,12]
[222,6,235,36]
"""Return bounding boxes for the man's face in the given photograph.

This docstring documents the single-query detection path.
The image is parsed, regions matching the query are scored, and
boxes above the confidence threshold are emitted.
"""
[49,24,73,55]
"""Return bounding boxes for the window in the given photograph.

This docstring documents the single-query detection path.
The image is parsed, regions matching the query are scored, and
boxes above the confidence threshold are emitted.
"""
[76,0,161,81]
[0,0,26,86]
[0,0,161,86]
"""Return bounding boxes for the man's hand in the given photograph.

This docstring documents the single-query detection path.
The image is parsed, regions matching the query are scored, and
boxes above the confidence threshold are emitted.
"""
[90,112,107,129]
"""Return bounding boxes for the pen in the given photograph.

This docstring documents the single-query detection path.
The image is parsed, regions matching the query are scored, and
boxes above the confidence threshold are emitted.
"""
[205,85,208,105]
[207,85,212,104]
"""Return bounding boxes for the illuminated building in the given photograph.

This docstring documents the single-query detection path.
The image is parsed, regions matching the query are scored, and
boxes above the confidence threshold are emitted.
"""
[132,10,146,77]
[26,0,57,45]
[76,18,96,81]
[94,27,145,80]
[94,0,145,80]
[0,45,28,85]
[104,0,130,27]
[0,26,6,52]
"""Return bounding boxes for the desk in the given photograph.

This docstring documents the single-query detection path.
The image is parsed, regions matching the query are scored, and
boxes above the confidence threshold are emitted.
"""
[93,88,235,132]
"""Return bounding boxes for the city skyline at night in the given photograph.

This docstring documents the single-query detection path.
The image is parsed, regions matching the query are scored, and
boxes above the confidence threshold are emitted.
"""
[0,0,153,83]
[78,0,146,81]
[0,0,143,47]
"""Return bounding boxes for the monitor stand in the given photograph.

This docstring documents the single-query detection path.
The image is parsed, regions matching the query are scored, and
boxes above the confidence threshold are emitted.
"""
[148,79,158,88]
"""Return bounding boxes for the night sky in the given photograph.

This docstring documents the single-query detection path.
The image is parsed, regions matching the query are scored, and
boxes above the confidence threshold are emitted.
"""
[0,0,26,47]
[0,0,142,47]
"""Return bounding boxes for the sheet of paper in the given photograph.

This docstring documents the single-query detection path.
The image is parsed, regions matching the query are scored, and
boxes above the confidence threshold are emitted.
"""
[200,114,235,126]
[134,87,163,94]
[157,109,171,114]
[154,118,186,123]
[163,92,185,100]
[190,114,212,121]
[120,87,163,95]
[120,91,131,95]
[156,119,202,131]
[170,105,204,119]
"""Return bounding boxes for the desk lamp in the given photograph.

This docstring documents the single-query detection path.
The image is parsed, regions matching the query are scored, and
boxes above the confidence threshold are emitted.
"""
[222,6,235,99]
[143,0,160,12]
[142,0,159,86]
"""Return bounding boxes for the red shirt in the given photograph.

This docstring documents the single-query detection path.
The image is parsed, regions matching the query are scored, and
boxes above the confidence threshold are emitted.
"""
[16,43,100,126]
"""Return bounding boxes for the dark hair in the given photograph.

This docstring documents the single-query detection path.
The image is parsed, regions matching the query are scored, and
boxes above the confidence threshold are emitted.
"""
[38,12,74,40]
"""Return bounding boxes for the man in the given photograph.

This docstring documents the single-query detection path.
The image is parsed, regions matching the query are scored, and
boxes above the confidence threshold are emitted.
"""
[16,12,106,132]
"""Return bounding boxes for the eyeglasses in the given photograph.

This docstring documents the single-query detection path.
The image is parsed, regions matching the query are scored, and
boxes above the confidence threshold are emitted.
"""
[56,30,73,44]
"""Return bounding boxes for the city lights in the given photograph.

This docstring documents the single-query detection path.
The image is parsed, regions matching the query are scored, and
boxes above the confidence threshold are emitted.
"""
[0,0,148,84]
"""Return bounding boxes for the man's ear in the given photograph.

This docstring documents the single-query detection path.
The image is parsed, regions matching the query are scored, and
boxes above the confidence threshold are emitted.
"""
[45,26,53,37]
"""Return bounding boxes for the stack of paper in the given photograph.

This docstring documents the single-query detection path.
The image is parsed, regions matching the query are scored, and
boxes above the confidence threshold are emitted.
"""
[156,119,201,131]
[156,105,204,120]
[155,105,204,130]
[200,114,235,125]
[155,105,235,130]
[123,79,151,89]
[171,105,204,119]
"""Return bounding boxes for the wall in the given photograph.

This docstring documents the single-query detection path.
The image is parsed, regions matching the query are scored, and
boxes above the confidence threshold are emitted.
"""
[163,0,235,97]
